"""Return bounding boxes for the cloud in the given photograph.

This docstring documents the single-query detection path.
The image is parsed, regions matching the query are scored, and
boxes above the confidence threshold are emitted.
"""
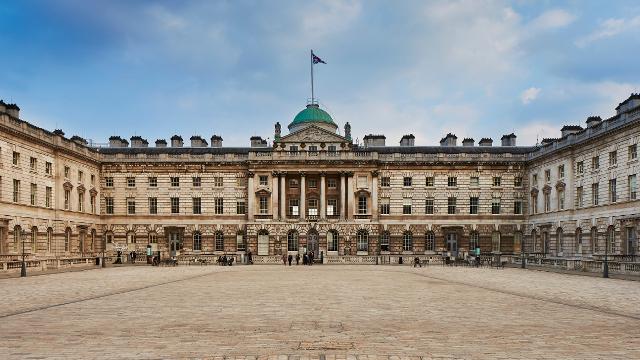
[530,9,576,31]
[516,120,560,145]
[521,87,541,104]
[575,15,640,47]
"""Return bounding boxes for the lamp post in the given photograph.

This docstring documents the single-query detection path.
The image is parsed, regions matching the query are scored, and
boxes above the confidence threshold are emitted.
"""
[102,235,106,268]
[20,230,27,277]
[603,234,609,278]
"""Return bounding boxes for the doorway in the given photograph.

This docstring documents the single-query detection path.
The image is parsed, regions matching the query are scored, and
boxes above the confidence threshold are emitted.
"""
[307,230,319,256]
[446,233,458,255]
[169,232,183,257]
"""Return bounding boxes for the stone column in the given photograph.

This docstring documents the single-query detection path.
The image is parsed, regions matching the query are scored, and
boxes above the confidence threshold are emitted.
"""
[300,172,306,220]
[247,172,255,221]
[320,172,326,219]
[280,172,287,219]
[371,170,379,220]
[272,171,279,219]
[340,172,346,220]
[347,172,354,220]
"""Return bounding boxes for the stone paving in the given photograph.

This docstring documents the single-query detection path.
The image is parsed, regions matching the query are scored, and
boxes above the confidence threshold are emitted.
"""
[0,265,639,359]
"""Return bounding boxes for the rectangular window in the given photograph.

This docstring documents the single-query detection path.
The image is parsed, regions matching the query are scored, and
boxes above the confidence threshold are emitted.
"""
[609,179,617,203]
[592,156,599,170]
[308,145,318,153]
[170,177,180,187]
[105,177,114,187]
[558,190,565,210]
[403,177,412,187]
[259,175,268,186]
[289,199,299,216]
[214,197,224,214]
[492,232,501,253]
[514,200,523,215]
[91,195,96,214]
[148,177,157,187]
[328,231,338,252]
[149,197,158,214]
[29,183,37,205]
[91,174,95,185]
[13,179,20,203]
[309,178,318,189]
[545,169,551,182]
[259,196,269,214]
[105,197,114,214]
[492,177,501,187]
[380,177,390,187]
[192,177,201,187]
[358,195,368,214]
[425,198,434,214]
[236,233,246,252]
[289,179,298,188]
[544,192,550,212]
[328,178,337,188]
[491,197,501,214]
[64,190,70,210]
[577,186,583,207]
[609,151,617,166]
[213,177,223,187]
[327,145,337,154]
[192,197,202,214]
[45,161,52,175]
[402,197,412,215]
[629,174,637,200]
[592,183,599,205]
[532,195,538,214]
[447,197,456,214]
[470,176,479,187]
[629,144,638,160]
[577,161,584,174]
[236,200,246,215]
[30,157,37,171]
[532,174,538,184]
[127,177,135,187]
[448,176,457,187]
[307,199,318,216]
[78,192,84,212]
[78,170,84,182]
[171,197,180,213]
[327,199,337,216]
[469,197,479,214]
[289,145,298,154]
[127,198,136,214]
[12,151,20,166]
[380,198,390,215]
[64,166,70,178]
[46,186,52,208]
[514,177,522,187]
[426,176,435,187]
[558,165,565,179]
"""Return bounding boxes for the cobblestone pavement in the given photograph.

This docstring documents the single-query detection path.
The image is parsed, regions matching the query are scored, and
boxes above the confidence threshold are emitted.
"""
[0,265,639,359]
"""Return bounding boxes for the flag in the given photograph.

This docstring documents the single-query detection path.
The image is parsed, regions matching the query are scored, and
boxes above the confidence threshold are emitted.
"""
[312,52,326,64]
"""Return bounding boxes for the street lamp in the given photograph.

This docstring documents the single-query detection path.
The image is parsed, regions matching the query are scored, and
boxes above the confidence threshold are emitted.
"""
[102,235,106,268]
[603,234,609,278]
[20,230,27,277]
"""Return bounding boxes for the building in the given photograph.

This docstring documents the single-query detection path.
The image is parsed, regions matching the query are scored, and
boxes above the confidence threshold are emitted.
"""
[0,97,638,262]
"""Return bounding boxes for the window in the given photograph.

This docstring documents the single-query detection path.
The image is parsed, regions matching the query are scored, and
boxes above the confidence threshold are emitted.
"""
[64,228,71,251]
[127,198,136,214]
[447,197,456,214]
[592,156,599,170]
[544,192,550,212]
[90,195,96,214]
[64,190,70,210]
[259,196,268,214]
[170,177,180,187]
[214,198,224,214]
[127,177,135,187]
[403,177,412,187]
[469,232,479,251]
[425,198,434,214]
[171,197,180,213]
[236,231,246,252]
[629,175,637,200]
[105,177,114,187]
[558,189,565,210]
[402,197,412,214]
[380,198,390,215]
[491,197,501,214]
[289,145,298,154]
[609,179,617,203]
[470,176,479,187]
[577,187,584,207]
[289,199,299,216]
[12,151,20,166]
[609,151,617,166]
[91,174,95,185]
[105,197,114,214]
[308,145,318,153]
[193,232,202,251]
[47,228,53,253]
[78,170,84,182]
[558,165,565,179]
[30,228,37,252]
[328,178,337,188]
[532,174,538,184]
[425,232,435,252]
[126,232,136,244]
[577,161,584,174]
[289,179,299,188]
[514,200,523,215]
[358,195,368,214]
[192,197,202,214]
[148,177,157,187]
[556,228,564,255]
[630,144,638,160]
[45,162,52,175]
[46,187,52,208]
[106,232,113,244]
[327,230,338,252]
[192,177,201,187]
[13,179,20,203]
[514,177,522,187]
[492,177,501,187]
[149,233,157,244]
[64,166,70,178]
[259,175,268,186]
[327,145,337,154]
[149,197,158,214]
[327,199,337,216]
[30,157,37,171]
[357,230,368,252]
[213,177,223,187]
[30,183,37,206]
[492,232,501,253]
[448,176,457,187]
[426,176,435,187]
[592,183,599,206]
[78,191,84,212]
[403,232,413,252]
[309,179,318,189]
[607,226,615,254]
[591,227,598,253]
[307,198,318,216]
[469,197,479,214]
[544,169,551,182]
[215,232,225,252]
[237,177,247,187]
[236,200,246,215]
[287,231,298,252]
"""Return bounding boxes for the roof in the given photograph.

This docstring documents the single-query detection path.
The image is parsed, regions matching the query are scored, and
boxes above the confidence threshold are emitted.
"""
[615,94,640,110]
[288,104,336,129]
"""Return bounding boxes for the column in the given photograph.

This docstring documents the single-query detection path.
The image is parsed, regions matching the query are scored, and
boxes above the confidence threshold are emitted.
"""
[272,171,279,219]
[247,172,255,221]
[320,172,326,219]
[371,171,378,220]
[347,172,354,220]
[280,172,287,219]
[300,172,306,220]
[340,173,346,220]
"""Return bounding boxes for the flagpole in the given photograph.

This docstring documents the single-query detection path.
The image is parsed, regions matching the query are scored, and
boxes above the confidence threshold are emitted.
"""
[310,49,314,104]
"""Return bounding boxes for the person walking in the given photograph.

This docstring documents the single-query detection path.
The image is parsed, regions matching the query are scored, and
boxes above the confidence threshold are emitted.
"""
[247,250,253,265]
[309,251,314,266]
[296,253,300,265]
[132,251,137,263]
[288,254,293,266]
[282,253,287,266]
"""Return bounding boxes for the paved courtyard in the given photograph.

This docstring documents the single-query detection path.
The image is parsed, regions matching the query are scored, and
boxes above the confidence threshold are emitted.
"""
[0,265,639,359]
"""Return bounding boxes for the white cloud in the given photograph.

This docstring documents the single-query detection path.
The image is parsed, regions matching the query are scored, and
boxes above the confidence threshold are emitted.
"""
[530,9,576,31]
[521,87,541,104]
[575,16,640,47]
[516,121,560,145]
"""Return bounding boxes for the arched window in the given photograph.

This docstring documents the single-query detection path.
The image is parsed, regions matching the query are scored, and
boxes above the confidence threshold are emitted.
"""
[47,228,53,253]
[91,229,96,251]
[236,230,246,252]
[607,226,615,254]
[591,227,598,253]
[287,230,298,252]
[148,232,157,244]
[356,230,368,252]
[14,225,21,247]
[327,230,338,252]
[403,232,413,252]
[556,228,563,255]
[215,231,225,252]
[105,231,114,244]
[126,232,136,244]
[380,231,390,252]
[257,229,269,256]
[542,232,549,254]
[193,232,202,251]
[64,228,71,252]
[575,228,582,254]
[31,227,38,252]
[468,232,478,252]
[425,232,436,252]
[491,231,501,253]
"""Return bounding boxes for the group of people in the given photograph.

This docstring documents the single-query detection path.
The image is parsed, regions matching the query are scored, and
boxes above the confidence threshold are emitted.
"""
[281,251,316,266]
[217,254,235,266]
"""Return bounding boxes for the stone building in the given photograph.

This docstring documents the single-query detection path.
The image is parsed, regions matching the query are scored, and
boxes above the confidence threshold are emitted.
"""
[0,97,638,261]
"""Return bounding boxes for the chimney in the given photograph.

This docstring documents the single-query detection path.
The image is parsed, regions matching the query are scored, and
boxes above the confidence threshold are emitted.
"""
[363,134,386,147]
[500,133,517,146]
[211,135,223,147]
[0,100,6,114]
[439,133,457,146]
[70,135,88,146]
[190,135,208,147]
[560,126,583,137]
[109,136,128,148]
[585,116,602,128]
[400,134,415,147]
[615,93,640,115]
[130,136,148,148]
[155,139,167,148]
[541,138,556,146]
[462,138,474,147]
[5,102,20,118]
[250,136,268,148]
[53,129,65,137]
[479,138,493,147]
[170,135,183,147]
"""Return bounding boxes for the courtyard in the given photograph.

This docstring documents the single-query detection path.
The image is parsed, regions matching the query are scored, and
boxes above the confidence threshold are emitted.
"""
[0,265,639,359]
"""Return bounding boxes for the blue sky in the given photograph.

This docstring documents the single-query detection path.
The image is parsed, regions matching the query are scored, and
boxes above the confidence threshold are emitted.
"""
[1,0,639,146]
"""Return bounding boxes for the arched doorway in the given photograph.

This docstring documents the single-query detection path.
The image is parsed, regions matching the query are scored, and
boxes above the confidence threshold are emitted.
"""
[257,229,269,255]
[446,233,458,255]
[307,229,319,256]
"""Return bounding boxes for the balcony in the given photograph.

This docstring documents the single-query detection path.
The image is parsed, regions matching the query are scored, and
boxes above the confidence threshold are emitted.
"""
[254,214,272,220]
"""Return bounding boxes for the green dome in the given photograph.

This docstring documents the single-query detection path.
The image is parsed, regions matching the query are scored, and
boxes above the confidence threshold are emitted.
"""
[289,104,336,129]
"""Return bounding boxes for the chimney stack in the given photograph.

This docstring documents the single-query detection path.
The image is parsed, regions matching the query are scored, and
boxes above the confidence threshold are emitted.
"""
[479,138,493,147]
[500,133,517,146]
[211,135,223,147]
[439,133,457,146]
[462,138,474,147]
[170,135,183,147]
[400,134,415,147]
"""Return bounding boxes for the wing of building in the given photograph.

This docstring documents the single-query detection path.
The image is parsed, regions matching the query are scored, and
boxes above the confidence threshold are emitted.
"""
[0,96,639,266]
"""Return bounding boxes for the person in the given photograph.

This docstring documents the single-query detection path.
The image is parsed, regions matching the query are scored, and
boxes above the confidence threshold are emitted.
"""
[295,253,300,265]
[115,250,123,264]
[303,253,308,265]
[309,251,314,265]
[247,250,253,265]
[132,251,137,263]
[288,254,293,266]
[282,253,287,266]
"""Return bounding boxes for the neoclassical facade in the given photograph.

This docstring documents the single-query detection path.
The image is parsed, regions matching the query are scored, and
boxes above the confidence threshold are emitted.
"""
[0,97,638,261]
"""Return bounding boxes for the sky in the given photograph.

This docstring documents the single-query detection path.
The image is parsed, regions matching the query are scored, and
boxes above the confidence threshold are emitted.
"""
[1,0,639,147]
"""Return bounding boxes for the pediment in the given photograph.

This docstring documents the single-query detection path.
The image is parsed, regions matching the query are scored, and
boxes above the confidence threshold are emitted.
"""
[77,184,86,193]
[277,125,348,144]
[63,181,74,191]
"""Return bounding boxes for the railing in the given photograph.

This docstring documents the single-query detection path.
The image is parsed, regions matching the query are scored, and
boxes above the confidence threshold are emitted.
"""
[1,257,100,273]
[506,255,640,275]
